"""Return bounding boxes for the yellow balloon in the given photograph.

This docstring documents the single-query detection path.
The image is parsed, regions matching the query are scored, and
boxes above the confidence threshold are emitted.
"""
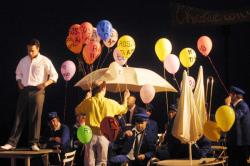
[203,120,221,142]
[155,38,172,62]
[215,105,235,132]
[117,35,135,59]
[179,48,196,68]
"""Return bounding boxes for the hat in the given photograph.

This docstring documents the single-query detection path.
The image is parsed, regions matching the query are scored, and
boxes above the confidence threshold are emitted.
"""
[135,107,149,123]
[48,112,58,121]
[169,104,177,112]
[230,86,245,95]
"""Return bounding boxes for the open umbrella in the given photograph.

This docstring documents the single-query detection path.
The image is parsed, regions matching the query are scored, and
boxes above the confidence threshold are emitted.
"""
[172,70,203,164]
[75,62,177,93]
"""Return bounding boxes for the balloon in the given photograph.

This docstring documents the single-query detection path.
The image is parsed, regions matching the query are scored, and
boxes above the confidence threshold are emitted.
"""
[100,116,120,142]
[180,76,196,90]
[65,35,83,54]
[179,48,196,68]
[103,28,118,48]
[96,20,113,41]
[197,36,212,57]
[140,84,155,104]
[215,105,235,132]
[80,22,93,44]
[69,24,82,38]
[61,60,76,81]
[203,121,221,142]
[155,38,172,62]
[77,125,92,144]
[82,41,102,64]
[117,35,135,59]
[164,54,180,74]
[86,27,101,44]
[113,47,127,66]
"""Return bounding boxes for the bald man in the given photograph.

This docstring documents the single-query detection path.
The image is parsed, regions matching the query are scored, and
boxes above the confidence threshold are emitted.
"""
[125,96,138,126]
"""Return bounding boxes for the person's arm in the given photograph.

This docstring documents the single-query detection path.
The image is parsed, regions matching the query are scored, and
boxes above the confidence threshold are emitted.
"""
[16,59,24,90]
[17,79,24,90]
[37,79,55,90]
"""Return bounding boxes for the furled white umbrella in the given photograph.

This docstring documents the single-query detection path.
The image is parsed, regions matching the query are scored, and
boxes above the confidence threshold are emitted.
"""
[75,62,177,93]
[194,66,208,127]
[172,70,203,164]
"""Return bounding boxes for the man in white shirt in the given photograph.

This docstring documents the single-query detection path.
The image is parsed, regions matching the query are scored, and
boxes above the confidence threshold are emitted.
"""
[1,39,58,151]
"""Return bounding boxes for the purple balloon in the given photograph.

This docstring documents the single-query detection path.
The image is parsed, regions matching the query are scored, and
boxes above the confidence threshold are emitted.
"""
[61,60,76,81]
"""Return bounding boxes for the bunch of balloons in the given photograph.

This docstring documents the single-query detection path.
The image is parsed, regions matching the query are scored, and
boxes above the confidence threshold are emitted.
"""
[66,20,119,65]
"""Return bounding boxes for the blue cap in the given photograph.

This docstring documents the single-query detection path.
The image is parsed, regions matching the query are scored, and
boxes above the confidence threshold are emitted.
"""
[230,86,245,95]
[48,112,58,121]
[135,107,149,122]
[169,104,177,112]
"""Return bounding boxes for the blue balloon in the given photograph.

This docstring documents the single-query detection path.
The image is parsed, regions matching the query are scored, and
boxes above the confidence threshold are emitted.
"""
[97,20,113,41]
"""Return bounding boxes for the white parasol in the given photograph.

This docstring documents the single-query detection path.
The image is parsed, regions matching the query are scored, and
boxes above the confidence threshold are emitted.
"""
[74,62,177,93]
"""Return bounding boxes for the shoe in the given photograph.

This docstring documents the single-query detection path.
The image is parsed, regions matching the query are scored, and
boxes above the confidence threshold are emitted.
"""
[0,144,16,150]
[31,144,40,151]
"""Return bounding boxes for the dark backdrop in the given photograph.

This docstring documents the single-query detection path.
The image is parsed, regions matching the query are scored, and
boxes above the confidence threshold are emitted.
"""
[0,1,250,164]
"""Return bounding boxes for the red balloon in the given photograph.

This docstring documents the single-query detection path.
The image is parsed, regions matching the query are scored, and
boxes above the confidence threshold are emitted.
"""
[66,35,83,54]
[80,22,93,44]
[69,24,82,38]
[197,36,212,57]
[82,41,102,64]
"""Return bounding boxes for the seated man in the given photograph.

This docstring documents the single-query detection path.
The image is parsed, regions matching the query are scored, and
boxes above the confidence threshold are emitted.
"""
[46,112,71,152]
[110,108,157,166]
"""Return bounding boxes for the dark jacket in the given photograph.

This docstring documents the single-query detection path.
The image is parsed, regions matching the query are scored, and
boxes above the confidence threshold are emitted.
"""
[47,123,71,152]
[120,121,158,165]
[228,100,250,146]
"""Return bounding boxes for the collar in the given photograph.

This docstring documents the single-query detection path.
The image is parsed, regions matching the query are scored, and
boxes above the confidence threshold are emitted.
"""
[233,98,243,107]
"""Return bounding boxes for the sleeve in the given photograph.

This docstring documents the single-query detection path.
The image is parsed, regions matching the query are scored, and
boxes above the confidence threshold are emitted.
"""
[15,59,23,81]
[108,99,128,115]
[75,99,89,115]
[46,59,58,83]
[235,103,249,119]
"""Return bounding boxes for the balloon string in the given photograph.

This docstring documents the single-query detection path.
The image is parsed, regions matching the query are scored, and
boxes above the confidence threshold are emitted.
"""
[76,55,86,76]
[207,56,229,95]
[99,48,112,69]
[63,81,68,122]
[173,74,180,92]
[96,43,105,70]
[163,63,169,114]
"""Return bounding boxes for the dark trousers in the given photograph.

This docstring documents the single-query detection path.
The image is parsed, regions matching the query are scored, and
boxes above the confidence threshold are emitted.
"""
[8,86,45,146]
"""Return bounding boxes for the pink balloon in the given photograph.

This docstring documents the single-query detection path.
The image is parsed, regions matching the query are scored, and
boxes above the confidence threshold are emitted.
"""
[113,47,127,66]
[61,60,76,81]
[180,76,196,90]
[140,84,155,104]
[197,36,212,57]
[164,54,180,74]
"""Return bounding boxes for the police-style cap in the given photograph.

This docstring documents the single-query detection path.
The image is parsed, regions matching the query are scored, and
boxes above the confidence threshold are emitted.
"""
[169,104,177,112]
[48,112,58,121]
[230,86,245,95]
[135,107,149,123]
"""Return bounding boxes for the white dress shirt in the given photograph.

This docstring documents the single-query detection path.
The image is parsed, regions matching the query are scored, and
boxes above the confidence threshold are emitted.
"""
[16,53,58,86]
